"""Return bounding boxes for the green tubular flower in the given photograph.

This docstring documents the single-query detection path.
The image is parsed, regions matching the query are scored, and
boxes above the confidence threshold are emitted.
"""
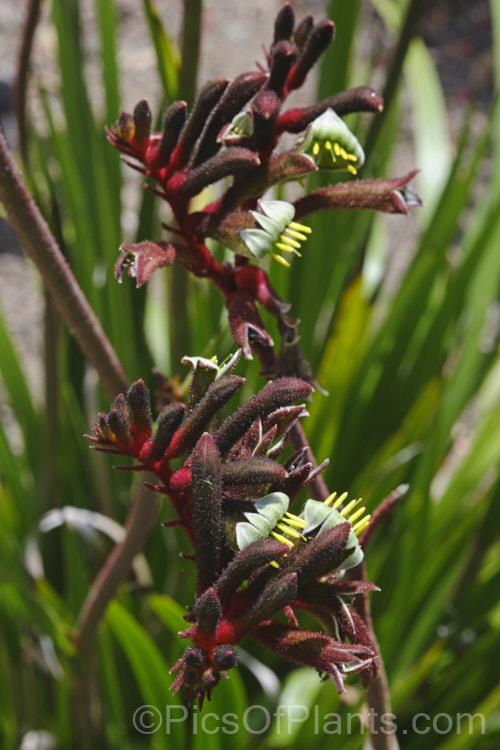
[235,489,371,570]
[296,108,365,175]
[301,491,370,569]
[219,111,254,145]
[239,199,312,267]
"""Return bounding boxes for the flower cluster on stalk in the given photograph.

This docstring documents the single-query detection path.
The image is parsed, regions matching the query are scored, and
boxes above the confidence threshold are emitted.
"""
[88,353,394,706]
[107,2,420,380]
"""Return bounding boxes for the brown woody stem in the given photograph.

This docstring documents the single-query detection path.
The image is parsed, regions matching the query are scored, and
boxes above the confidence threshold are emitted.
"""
[12,0,42,163]
[0,128,129,399]
[76,480,160,659]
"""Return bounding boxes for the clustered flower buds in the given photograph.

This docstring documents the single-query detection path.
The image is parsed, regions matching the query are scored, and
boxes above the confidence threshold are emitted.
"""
[88,353,388,705]
[107,2,420,383]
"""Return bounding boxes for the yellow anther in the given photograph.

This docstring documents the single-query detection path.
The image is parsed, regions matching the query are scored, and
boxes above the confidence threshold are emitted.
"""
[332,491,349,509]
[289,221,312,234]
[333,142,342,157]
[340,499,358,517]
[339,146,350,160]
[352,516,371,535]
[279,234,301,250]
[347,506,366,524]
[312,142,320,155]
[271,530,294,547]
[269,560,280,569]
[324,491,337,507]
[347,164,357,175]
[276,523,303,539]
[285,228,309,241]
[275,242,301,257]
[346,153,358,162]
[325,140,333,150]
[284,512,308,529]
[271,253,291,268]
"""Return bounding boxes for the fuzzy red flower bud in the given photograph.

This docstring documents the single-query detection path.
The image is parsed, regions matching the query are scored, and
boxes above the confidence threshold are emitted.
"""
[293,15,313,48]
[221,456,288,487]
[166,375,244,459]
[192,433,223,591]
[273,3,295,43]
[214,377,312,456]
[284,523,351,585]
[286,20,335,91]
[126,380,152,445]
[170,147,260,199]
[147,402,186,462]
[191,71,268,167]
[171,78,230,170]
[232,572,297,633]
[151,100,188,169]
[293,170,421,218]
[268,40,298,96]
[251,90,282,151]
[278,87,384,134]
[215,538,289,606]
[195,588,222,634]
[133,99,152,149]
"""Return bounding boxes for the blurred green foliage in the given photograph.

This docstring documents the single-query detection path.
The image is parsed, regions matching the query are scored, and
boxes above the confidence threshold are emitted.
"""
[1,1,499,748]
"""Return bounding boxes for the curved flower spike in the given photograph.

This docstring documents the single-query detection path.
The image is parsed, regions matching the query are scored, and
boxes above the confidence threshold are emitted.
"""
[239,200,312,267]
[296,108,364,174]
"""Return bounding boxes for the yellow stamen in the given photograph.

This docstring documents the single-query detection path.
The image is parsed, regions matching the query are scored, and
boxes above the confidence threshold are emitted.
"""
[276,523,303,539]
[333,142,342,157]
[271,530,294,547]
[352,516,371,535]
[278,234,301,250]
[275,242,301,257]
[269,560,280,569]
[339,146,350,160]
[271,253,291,268]
[284,512,308,529]
[324,491,337,506]
[340,499,358,517]
[332,491,349,509]
[347,506,366,524]
[345,153,358,162]
[289,221,312,234]
[284,228,309,241]
[325,140,333,151]
[347,164,357,175]
[312,142,320,156]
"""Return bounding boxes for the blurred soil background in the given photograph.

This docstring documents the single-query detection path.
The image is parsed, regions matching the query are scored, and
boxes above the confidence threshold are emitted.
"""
[0,0,494,406]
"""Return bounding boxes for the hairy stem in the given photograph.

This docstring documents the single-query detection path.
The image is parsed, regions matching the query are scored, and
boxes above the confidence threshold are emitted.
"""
[0,129,129,399]
[76,480,160,659]
[347,563,400,750]
[12,0,42,163]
